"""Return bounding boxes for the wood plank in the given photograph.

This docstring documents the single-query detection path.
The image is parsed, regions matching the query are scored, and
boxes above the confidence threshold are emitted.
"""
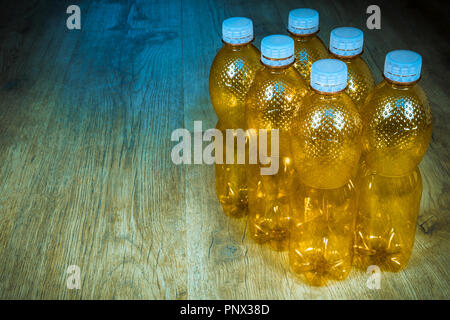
[0,0,186,299]
[0,0,448,299]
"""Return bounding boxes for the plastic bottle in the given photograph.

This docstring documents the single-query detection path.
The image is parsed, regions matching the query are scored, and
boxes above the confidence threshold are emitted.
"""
[209,17,260,218]
[245,35,308,251]
[355,50,432,271]
[329,27,375,110]
[290,59,362,286]
[287,8,328,84]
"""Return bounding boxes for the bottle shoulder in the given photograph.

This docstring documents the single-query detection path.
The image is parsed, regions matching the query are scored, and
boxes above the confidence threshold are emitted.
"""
[214,43,260,60]
[342,56,374,78]
[245,66,309,129]
[248,65,308,94]
[366,80,430,109]
[209,43,262,89]
[299,91,360,119]
[294,91,363,136]
[355,56,372,72]
[246,67,308,110]
[291,34,328,56]
[291,33,327,46]
[362,80,432,126]
[210,44,261,72]
[303,90,356,108]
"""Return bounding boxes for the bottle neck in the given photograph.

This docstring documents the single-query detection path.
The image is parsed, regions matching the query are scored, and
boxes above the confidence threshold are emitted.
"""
[223,41,254,51]
[288,31,318,41]
[261,55,294,69]
[311,87,346,97]
[262,62,293,73]
[329,51,361,60]
[384,76,419,89]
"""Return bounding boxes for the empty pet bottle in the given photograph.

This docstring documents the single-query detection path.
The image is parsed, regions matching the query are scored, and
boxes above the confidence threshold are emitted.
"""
[329,27,375,110]
[287,8,328,83]
[209,17,260,217]
[355,50,432,271]
[245,35,308,251]
[290,59,362,286]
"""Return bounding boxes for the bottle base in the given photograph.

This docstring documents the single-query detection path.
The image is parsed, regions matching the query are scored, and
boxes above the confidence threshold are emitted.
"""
[248,223,289,252]
[216,166,248,219]
[218,193,248,219]
[290,255,352,286]
[354,248,411,272]
[354,165,421,273]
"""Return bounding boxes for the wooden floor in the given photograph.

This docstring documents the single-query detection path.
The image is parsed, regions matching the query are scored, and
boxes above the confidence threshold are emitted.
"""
[0,0,448,299]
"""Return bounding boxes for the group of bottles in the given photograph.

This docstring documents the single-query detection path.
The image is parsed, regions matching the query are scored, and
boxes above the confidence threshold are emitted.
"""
[209,9,432,286]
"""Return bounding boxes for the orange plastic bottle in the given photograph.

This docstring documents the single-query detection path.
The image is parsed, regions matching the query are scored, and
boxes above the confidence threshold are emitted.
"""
[287,8,328,84]
[355,50,432,271]
[245,35,308,251]
[209,17,260,217]
[290,59,362,286]
[329,27,375,110]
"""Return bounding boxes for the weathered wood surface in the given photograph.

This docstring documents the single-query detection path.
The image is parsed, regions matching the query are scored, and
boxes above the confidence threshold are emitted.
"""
[0,0,448,299]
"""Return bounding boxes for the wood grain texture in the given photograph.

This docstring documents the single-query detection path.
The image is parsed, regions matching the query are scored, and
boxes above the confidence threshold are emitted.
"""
[0,0,448,299]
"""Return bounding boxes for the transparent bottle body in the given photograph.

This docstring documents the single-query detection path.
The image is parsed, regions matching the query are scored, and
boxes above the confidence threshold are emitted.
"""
[209,43,261,217]
[289,90,362,284]
[355,79,432,271]
[290,33,328,84]
[214,121,248,218]
[245,65,308,251]
[289,180,356,286]
[354,163,422,271]
[330,54,375,110]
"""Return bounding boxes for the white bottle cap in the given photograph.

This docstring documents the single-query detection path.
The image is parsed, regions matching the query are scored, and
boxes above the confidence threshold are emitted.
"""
[310,59,348,93]
[384,50,422,83]
[222,17,253,45]
[329,27,364,57]
[288,8,319,35]
[261,35,294,67]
